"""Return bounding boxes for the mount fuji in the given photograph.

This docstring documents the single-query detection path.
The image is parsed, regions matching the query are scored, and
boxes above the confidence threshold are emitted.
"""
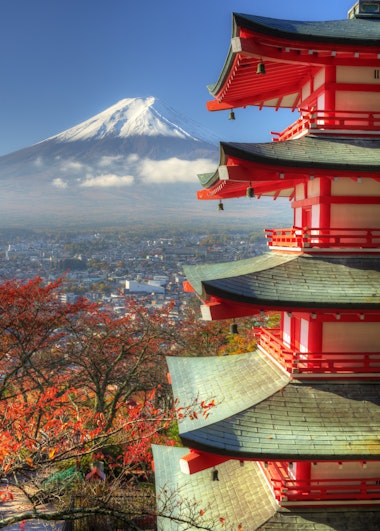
[0,97,223,228]
[0,97,289,229]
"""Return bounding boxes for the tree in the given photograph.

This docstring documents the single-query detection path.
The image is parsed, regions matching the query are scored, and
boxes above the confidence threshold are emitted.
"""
[0,277,90,399]
[0,278,231,529]
[63,297,174,430]
[0,278,218,528]
[0,382,173,529]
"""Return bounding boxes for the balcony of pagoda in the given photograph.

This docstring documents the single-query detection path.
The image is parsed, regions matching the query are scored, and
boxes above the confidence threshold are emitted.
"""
[272,109,380,142]
[265,226,380,253]
[255,327,380,379]
[261,462,380,505]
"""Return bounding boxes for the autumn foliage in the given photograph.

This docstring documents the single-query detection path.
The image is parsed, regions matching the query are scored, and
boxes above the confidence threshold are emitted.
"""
[0,277,178,527]
[0,277,259,528]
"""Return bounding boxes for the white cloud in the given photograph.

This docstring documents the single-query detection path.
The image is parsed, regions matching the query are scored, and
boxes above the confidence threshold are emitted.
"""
[138,157,216,184]
[52,178,68,189]
[97,155,124,167]
[60,160,86,172]
[46,155,216,191]
[126,154,139,163]
[80,173,135,188]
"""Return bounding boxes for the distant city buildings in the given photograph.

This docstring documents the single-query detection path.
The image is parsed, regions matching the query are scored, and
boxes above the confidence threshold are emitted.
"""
[0,229,267,316]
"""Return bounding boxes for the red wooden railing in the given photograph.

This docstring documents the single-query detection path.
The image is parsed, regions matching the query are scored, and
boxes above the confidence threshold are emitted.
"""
[272,109,380,141]
[255,327,380,376]
[265,226,380,250]
[262,462,380,503]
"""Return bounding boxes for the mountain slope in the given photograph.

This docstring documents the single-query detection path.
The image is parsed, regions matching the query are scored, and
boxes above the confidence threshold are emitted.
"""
[46,97,218,144]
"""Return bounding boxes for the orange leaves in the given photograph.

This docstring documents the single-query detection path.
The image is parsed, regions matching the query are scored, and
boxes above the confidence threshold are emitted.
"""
[25,457,34,467]
[48,448,56,459]
[2,463,11,474]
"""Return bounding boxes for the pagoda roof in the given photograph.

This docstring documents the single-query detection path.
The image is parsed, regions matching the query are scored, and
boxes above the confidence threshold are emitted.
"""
[153,445,277,530]
[260,507,380,530]
[198,137,380,199]
[168,352,380,460]
[183,253,380,312]
[234,13,380,44]
[207,13,380,111]
[153,445,380,530]
[167,351,290,432]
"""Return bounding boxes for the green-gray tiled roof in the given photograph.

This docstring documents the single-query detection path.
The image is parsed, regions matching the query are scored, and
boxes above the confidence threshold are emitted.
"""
[223,137,380,170]
[234,13,380,44]
[169,351,380,460]
[259,507,380,530]
[167,351,289,433]
[184,253,380,310]
[199,137,380,189]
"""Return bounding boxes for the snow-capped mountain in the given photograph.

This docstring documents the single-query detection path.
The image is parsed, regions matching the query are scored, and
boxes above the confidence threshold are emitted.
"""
[46,97,218,144]
[0,97,289,228]
[0,97,222,227]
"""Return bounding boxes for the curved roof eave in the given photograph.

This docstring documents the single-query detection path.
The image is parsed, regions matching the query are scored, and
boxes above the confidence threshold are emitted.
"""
[234,13,380,45]
[208,13,380,101]
[168,351,290,433]
[197,137,380,190]
[180,380,380,460]
[185,254,380,309]
[223,137,380,171]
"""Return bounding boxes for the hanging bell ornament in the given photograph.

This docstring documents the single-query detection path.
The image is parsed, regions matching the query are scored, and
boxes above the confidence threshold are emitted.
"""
[246,186,254,198]
[256,61,266,75]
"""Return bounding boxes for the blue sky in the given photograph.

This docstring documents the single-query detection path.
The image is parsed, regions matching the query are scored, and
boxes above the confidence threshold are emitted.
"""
[0,0,355,156]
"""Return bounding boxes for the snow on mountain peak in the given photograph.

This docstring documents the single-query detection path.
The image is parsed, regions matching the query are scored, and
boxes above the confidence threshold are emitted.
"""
[48,97,218,145]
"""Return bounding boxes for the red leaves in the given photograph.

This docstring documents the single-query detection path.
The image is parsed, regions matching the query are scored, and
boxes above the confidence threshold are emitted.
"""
[0,277,175,483]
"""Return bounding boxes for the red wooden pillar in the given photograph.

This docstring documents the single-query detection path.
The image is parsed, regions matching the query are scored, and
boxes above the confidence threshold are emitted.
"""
[319,178,331,229]
[308,318,323,352]
[296,461,311,487]
[324,66,336,112]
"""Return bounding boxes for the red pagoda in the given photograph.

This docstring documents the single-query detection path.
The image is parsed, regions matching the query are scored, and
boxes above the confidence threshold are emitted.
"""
[153,2,380,529]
